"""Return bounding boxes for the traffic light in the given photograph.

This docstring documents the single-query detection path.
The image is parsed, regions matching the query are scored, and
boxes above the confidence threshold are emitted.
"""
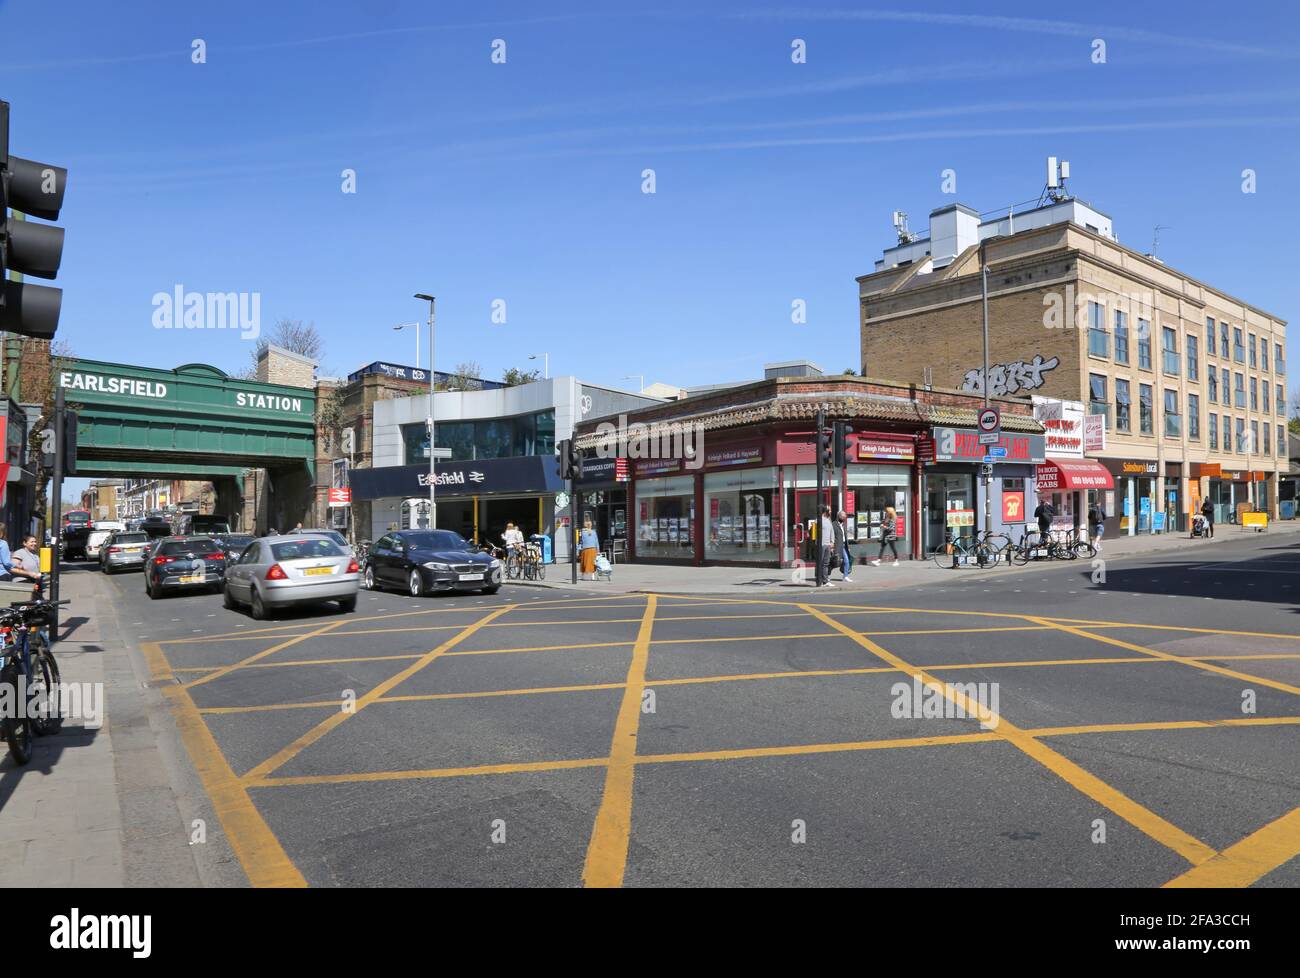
[832,421,849,468]
[820,424,834,470]
[557,439,584,480]
[1,99,68,339]
[62,409,78,476]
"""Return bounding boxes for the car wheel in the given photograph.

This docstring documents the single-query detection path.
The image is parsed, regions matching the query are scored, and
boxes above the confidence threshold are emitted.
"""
[363,566,376,591]
[146,578,159,600]
[250,587,267,620]
[338,596,357,613]
[408,569,424,597]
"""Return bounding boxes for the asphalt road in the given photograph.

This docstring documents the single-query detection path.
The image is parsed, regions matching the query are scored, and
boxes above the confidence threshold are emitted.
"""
[99,531,1300,887]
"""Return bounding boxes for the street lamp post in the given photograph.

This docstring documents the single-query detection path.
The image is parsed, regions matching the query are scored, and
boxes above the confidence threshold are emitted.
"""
[415,294,437,528]
[528,352,549,380]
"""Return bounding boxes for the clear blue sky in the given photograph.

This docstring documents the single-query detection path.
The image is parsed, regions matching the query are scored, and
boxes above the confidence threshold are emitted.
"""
[3,0,1298,396]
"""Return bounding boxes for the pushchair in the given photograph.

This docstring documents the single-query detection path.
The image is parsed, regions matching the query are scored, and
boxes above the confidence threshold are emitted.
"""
[594,553,613,582]
[1190,513,1207,538]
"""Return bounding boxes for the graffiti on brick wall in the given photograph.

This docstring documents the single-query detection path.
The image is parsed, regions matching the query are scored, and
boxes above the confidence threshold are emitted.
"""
[961,355,1060,396]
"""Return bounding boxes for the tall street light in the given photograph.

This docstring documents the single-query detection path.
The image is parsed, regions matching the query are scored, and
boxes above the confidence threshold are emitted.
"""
[528,352,549,380]
[414,293,436,528]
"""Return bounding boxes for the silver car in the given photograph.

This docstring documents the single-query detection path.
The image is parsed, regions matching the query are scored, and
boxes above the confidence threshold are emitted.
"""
[222,536,359,619]
[100,530,151,573]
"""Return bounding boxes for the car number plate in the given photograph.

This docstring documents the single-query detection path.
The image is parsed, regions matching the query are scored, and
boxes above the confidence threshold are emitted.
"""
[179,573,205,584]
[304,567,334,576]
[458,573,483,581]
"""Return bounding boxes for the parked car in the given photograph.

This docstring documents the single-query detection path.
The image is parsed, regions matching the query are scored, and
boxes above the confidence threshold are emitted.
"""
[212,533,256,562]
[99,530,151,573]
[85,521,127,561]
[144,536,227,598]
[222,536,359,619]
[364,529,502,596]
[295,528,356,558]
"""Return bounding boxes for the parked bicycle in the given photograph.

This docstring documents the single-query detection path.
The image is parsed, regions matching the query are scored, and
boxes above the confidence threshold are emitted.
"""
[929,532,996,569]
[520,542,546,581]
[0,598,67,765]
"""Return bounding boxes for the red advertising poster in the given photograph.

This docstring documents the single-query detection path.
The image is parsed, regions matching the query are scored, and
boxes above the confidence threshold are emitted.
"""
[895,512,906,538]
[710,498,720,519]
[1003,490,1026,523]
[844,494,855,515]
[640,501,648,520]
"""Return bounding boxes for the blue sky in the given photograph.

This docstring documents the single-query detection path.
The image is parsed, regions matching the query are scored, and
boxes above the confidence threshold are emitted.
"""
[3,0,1299,396]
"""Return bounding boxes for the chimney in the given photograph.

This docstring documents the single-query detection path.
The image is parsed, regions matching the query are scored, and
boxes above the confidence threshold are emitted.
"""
[928,203,980,267]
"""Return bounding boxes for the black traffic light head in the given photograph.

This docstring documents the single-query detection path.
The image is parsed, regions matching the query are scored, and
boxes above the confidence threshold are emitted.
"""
[832,421,849,468]
[1,99,68,339]
[62,409,78,476]
[568,441,584,480]
[820,426,834,470]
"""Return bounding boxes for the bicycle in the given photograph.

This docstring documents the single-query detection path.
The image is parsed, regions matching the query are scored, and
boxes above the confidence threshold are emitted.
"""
[521,543,545,581]
[0,598,66,765]
[929,533,995,569]
[502,547,524,580]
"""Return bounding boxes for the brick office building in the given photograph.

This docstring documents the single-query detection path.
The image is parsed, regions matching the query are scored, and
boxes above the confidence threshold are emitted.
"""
[572,374,1044,566]
[859,195,1288,536]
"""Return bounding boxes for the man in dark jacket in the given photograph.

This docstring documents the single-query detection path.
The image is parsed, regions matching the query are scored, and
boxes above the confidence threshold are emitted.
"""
[1200,497,1215,539]
[1034,499,1055,541]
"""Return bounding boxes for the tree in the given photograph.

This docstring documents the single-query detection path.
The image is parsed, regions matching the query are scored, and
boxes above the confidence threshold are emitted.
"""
[439,361,483,392]
[235,318,324,378]
[502,367,542,387]
[842,367,857,376]
[1289,385,1300,436]
[19,339,76,532]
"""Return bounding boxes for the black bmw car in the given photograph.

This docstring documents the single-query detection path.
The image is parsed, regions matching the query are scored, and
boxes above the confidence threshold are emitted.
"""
[364,529,502,596]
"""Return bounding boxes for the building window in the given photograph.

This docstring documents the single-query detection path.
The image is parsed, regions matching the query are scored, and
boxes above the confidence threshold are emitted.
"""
[1264,421,1271,456]
[1224,415,1233,452]
[1206,316,1216,357]
[1278,383,1286,417]
[1208,413,1218,451]
[1164,389,1180,437]
[1115,379,1131,432]
[1137,319,1152,369]
[1249,333,1258,368]
[1187,334,1198,381]
[1281,425,1287,456]
[1221,367,1230,405]
[1208,369,1218,403]
[1114,310,1129,364]
[1250,377,1258,411]
[1087,302,1109,358]
[1089,374,1109,428]
[1251,421,1259,454]
[1162,326,1180,375]
[1276,342,1286,374]
[704,469,778,563]
[1236,417,1246,453]
[1261,336,1270,372]
[635,474,695,559]
[402,408,556,464]
[1233,327,1244,362]
[1139,384,1153,434]
[1220,322,1230,360]
[1234,372,1246,408]
[1188,393,1200,440]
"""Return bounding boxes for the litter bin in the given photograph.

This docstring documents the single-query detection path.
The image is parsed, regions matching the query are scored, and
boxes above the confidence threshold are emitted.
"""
[530,533,552,564]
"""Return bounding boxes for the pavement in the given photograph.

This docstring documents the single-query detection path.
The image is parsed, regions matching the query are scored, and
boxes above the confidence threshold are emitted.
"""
[3,525,1298,888]
[521,518,1300,593]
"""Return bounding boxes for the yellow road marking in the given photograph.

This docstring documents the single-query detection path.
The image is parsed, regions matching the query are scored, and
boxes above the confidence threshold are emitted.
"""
[139,643,306,887]
[638,732,998,764]
[1030,715,1300,738]
[1026,617,1300,698]
[800,604,1217,868]
[1163,806,1300,888]
[583,595,657,889]
[240,606,516,782]
[182,619,349,689]
[246,756,609,788]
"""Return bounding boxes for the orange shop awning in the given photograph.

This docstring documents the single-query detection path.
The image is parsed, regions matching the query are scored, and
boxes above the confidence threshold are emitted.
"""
[1036,458,1114,491]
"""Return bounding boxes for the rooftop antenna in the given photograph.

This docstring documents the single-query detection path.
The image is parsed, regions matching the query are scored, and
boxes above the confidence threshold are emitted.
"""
[892,210,916,245]
[1150,224,1170,259]
[1039,156,1072,206]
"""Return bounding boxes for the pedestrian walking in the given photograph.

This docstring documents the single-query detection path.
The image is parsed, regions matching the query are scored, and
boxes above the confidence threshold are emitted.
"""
[579,518,600,581]
[818,505,837,587]
[1200,497,1215,539]
[837,510,854,582]
[1087,501,1106,551]
[871,506,900,566]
